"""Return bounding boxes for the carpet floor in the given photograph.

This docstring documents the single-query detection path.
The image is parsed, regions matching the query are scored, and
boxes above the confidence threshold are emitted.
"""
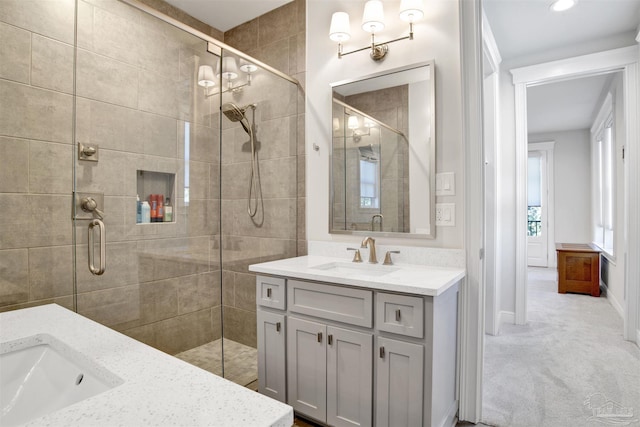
[482,267,640,426]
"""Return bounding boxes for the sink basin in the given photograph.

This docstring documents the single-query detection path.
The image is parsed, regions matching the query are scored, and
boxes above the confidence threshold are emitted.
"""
[311,262,399,277]
[0,334,123,426]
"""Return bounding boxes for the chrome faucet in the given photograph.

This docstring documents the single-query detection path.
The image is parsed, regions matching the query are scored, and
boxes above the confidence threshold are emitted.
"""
[361,236,377,264]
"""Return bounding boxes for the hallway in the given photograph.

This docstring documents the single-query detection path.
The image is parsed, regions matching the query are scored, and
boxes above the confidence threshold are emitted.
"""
[483,268,640,426]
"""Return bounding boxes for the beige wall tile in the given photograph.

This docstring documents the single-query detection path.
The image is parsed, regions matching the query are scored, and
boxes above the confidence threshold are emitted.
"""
[232,272,256,312]
[260,238,296,264]
[29,245,73,300]
[31,34,74,94]
[0,249,29,306]
[143,113,177,158]
[75,241,139,292]
[231,198,296,239]
[178,271,220,314]
[76,149,137,197]
[178,122,218,164]
[224,20,259,53]
[0,137,29,193]
[221,235,261,274]
[76,48,139,108]
[137,237,210,282]
[187,161,210,200]
[0,0,75,44]
[76,284,141,327]
[29,141,72,194]
[223,306,256,348]
[221,270,234,306]
[185,198,218,237]
[260,156,296,199]
[0,80,73,143]
[258,2,297,46]
[220,162,250,200]
[138,69,178,118]
[0,22,30,84]
[139,277,179,323]
[152,309,215,354]
[76,0,94,51]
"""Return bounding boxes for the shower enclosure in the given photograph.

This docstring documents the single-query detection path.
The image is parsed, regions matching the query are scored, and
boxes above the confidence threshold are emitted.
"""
[0,0,300,388]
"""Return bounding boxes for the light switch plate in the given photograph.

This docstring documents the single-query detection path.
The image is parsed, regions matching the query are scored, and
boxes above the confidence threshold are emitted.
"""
[436,172,455,196]
[435,203,455,226]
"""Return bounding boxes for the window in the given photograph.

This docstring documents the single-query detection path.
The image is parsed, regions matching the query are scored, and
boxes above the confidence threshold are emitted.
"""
[592,95,615,256]
[527,153,543,237]
[359,159,379,209]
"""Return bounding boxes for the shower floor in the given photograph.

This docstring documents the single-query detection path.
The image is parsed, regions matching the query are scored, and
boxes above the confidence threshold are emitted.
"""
[174,338,257,389]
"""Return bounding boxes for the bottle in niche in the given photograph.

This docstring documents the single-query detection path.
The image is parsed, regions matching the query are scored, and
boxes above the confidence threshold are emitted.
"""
[136,194,141,223]
[150,195,157,222]
[164,198,173,222]
[157,195,164,222]
[141,201,151,223]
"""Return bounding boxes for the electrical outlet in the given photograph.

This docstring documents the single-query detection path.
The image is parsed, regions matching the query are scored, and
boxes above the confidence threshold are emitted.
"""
[435,203,455,226]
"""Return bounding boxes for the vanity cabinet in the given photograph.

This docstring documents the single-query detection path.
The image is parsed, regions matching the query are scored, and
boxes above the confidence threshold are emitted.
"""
[255,273,460,427]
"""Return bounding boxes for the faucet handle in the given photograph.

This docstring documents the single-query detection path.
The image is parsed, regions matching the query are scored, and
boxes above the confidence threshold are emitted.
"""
[347,247,363,263]
[383,250,400,265]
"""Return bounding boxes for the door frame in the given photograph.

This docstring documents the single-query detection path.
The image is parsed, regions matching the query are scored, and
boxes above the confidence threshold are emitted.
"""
[511,46,639,341]
[527,141,556,268]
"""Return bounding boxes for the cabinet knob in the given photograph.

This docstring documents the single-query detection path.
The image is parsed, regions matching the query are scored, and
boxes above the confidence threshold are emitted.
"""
[267,287,272,298]
[395,309,401,321]
[379,346,385,359]
[276,322,281,332]
[317,332,323,343]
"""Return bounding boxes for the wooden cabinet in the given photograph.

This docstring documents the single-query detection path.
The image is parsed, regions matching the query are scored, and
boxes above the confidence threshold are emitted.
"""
[256,275,460,427]
[256,310,286,403]
[556,243,601,296]
[375,337,424,427]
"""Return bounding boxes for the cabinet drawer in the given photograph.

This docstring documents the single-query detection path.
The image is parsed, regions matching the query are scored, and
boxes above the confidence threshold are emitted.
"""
[256,276,286,310]
[288,280,373,327]
[376,293,424,338]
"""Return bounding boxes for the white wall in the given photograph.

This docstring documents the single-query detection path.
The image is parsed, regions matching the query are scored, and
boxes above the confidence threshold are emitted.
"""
[306,0,463,248]
[495,35,637,317]
[529,130,592,244]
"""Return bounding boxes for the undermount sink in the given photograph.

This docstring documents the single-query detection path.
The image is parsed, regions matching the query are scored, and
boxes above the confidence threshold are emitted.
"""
[311,261,399,277]
[0,334,123,426]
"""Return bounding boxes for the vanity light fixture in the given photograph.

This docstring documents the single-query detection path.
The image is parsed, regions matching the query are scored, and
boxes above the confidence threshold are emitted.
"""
[329,0,424,61]
[197,57,258,97]
[549,0,577,12]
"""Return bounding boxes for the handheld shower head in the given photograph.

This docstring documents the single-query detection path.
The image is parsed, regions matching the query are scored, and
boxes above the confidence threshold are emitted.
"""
[222,102,255,134]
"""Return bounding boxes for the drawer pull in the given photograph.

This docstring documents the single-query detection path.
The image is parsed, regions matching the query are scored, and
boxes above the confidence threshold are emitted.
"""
[267,288,272,298]
[276,322,281,332]
[317,332,323,343]
[379,346,385,359]
[395,309,401,321]
[328,334,333,345]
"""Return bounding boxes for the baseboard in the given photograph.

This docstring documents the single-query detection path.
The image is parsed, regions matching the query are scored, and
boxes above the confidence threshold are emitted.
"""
[602,281,624,319]
[438,400,459,427]
[499,310,515,328]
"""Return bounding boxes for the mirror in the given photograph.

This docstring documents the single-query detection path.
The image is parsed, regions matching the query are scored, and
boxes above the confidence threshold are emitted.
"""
[330,62,436,238]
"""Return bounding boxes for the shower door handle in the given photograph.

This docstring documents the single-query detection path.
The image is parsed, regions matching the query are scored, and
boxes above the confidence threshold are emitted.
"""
[88,219,106,275]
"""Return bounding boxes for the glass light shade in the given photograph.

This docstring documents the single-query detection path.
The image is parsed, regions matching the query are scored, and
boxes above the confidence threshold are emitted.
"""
[348,115,359,130]
[333,117,340,131]
[329,12,351,42]
[197,65,215,88]
[399,0,424,22]
[550,0,576,11]
[361,0,385,33]
[218,56,238,80]
[239,60,258,73]
[364,117,376,128]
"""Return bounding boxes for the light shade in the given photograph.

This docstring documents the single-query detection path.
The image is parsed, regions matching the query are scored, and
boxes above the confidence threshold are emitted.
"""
[218,56,238,80]
[399,0,424,22]
[348,115,359,130]
[239,60,258,73]
[330,12,351,42]
[361,0,385,33]
[364,117,376,128]
[550,0,577,11]
[197,65,215,88]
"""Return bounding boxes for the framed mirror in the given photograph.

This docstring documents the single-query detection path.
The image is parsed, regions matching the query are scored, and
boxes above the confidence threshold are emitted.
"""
[330,61,436,238]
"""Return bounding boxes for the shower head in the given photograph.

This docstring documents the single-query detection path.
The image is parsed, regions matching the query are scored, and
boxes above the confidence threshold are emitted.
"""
[222,102,255,134]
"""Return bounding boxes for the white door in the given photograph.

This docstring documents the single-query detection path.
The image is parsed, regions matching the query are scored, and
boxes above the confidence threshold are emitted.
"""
[527,150,548,266]
[326,326,373,427]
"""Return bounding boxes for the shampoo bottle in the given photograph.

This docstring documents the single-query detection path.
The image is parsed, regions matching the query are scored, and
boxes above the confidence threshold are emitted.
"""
[164,198,173,222]
[141,201,151,223]
[136,194,142,223]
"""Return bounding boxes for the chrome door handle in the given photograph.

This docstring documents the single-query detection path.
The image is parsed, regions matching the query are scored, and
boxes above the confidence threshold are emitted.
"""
[88,219,106,275]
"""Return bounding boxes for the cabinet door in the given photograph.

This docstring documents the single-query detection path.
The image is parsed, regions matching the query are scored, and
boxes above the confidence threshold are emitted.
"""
[287,316,327,422]
[257,310,286,403]
[375,337,424,427]
[326,326,373,427]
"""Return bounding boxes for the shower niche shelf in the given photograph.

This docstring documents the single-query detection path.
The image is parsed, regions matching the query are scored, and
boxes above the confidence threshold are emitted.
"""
[136,170,175,224]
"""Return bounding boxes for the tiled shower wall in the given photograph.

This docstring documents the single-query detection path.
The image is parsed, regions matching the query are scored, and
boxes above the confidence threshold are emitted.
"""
[220,0,307,347]
[0,0,223,355]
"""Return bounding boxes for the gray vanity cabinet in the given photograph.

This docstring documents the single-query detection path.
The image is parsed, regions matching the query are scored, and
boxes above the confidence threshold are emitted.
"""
[256,310,286,403]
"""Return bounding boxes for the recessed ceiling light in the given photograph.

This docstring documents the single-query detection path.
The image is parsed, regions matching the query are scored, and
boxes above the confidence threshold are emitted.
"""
[550,0,577,12]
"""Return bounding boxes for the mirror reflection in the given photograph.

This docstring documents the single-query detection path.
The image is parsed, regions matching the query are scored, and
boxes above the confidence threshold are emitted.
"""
[330,62,435,237]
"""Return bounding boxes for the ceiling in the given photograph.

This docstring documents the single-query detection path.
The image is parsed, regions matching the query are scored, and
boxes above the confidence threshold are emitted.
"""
[484,0,640,134]
[163,0,293,32]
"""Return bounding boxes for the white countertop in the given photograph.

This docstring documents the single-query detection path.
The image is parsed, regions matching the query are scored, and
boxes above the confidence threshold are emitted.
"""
[0,304,293,427]
[249,256,465,296]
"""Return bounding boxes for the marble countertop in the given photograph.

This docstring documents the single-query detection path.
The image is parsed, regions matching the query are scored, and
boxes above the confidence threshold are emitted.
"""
[249,256,466,296]
[0,304,293,427]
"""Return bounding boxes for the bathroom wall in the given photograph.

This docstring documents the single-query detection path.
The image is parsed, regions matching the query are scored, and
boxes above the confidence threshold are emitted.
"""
[219,0,305,346]
[0,0,224,356]
[306,0,464,248]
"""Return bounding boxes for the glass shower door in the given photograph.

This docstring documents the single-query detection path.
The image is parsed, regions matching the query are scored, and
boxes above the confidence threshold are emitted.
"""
[73,0,223,376]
